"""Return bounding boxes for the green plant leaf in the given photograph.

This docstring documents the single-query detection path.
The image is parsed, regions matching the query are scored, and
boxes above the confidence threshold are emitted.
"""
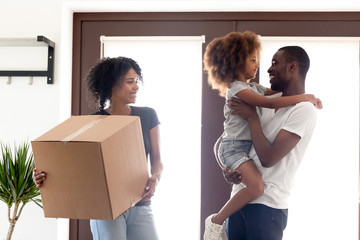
[0,141,42,212]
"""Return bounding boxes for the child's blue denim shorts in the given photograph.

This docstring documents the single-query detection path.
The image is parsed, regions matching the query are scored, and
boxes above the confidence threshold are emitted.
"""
[218,139,252,170]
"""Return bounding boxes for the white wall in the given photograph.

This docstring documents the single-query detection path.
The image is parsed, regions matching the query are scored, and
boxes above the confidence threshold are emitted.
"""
[0,0,64,239]
[1,0,360,239]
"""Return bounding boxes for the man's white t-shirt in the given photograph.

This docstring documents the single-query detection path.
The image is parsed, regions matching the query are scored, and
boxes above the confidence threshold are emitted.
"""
[231,101,317,209]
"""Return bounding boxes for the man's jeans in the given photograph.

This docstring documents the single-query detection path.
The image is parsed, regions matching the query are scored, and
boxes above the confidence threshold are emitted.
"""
[227,203,288,240]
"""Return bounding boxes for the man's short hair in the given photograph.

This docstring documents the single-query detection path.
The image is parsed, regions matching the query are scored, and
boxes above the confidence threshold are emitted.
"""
[278,46,310,78]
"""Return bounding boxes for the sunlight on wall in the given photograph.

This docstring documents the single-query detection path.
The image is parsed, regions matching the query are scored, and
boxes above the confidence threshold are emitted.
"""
[102,36,204,240]
[260,37,359,240]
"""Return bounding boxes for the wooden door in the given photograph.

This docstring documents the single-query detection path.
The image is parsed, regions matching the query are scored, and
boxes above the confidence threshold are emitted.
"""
[71,12,360,240]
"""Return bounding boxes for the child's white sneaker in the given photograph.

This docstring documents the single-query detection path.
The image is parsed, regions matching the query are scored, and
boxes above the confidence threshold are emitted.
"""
[203,214,228,240]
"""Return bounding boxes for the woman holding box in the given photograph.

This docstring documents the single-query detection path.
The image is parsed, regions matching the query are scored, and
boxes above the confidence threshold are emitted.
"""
[33,56,163,240]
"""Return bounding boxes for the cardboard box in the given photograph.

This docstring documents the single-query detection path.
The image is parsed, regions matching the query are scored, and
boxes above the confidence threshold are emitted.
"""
[31,115,149,220]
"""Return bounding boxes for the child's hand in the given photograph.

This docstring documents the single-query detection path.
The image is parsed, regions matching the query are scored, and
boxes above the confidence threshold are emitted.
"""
[315,98,323,109]
[306,94,323,109]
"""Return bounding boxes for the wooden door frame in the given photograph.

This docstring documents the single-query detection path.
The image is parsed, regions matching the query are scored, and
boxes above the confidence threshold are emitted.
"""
[72,11,360,115]
[71,12,360,240]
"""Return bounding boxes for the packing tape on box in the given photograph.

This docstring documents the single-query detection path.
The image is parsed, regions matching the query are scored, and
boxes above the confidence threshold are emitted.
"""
[62,115,107,142]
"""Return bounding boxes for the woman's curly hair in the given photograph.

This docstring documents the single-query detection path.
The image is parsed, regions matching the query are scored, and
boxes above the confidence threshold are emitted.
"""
[86,56,143,110]
[203,31,262,97]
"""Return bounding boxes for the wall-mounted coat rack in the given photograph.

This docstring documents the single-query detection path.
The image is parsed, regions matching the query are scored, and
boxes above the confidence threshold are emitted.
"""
[0,36,55,84]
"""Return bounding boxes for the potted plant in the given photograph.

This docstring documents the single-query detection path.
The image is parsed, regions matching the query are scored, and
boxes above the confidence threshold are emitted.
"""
[0,142,42,240]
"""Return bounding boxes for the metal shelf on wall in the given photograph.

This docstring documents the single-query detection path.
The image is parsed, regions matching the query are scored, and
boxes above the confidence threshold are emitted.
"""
[0,36,55,84]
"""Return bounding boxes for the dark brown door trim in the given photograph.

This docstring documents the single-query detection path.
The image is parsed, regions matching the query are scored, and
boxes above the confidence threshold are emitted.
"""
[72,11,360,115]
[73,11,360,22]
[72,12,360,115]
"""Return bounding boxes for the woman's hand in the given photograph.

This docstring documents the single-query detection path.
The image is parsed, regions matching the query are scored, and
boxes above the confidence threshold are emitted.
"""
[223,167,242,185]
[32,168,46,188]
[142,174,160,200]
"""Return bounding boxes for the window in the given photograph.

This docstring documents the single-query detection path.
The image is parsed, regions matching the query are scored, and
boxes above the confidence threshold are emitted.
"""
[102,36,204,239]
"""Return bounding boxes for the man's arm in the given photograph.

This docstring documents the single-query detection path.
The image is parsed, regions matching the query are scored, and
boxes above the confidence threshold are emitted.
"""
[228,97,300,168]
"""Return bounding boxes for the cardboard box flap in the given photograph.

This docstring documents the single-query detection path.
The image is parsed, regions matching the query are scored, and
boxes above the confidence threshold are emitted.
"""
[34,115,141,142]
